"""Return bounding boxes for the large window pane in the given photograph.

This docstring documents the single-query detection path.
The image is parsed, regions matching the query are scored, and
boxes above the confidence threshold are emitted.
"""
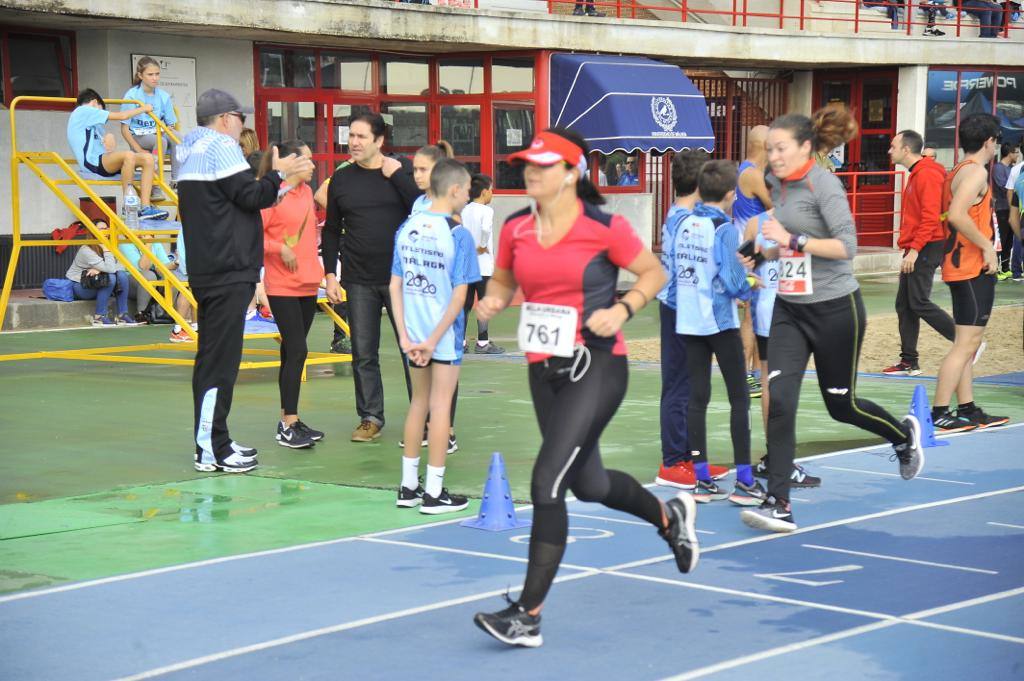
[493,57,534,94]
[266,101,322,152]
[441,104,481,174]
[321,53,372,92]
[996,71,1024,148]
[494,103,534,189]
[381,57,429,96]
[8,34,72,98]
[260,48,315,88]
[382,103,428,154]
[925,69,958,168]
[439,58,484,95]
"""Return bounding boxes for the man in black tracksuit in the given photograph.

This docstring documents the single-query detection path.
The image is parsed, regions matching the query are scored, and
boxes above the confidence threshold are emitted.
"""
[322,112,421,442]
[177,89,312,472]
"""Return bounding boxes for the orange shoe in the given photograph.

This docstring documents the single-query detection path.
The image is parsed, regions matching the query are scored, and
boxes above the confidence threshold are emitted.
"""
[655,461,696,490]
[169,328,193,343]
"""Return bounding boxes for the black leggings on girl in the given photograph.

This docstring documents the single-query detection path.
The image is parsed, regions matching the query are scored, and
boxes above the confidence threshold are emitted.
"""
[519,348,663,611]
[766,290,909,502]
[268,295,317,414]
[682,330,750,466]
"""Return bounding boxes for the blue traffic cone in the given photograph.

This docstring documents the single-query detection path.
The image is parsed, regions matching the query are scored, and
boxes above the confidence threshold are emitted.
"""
[461,452,531,531]
[910,384,948,448]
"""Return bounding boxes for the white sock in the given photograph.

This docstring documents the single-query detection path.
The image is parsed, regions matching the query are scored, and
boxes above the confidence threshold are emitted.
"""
[172,324,182,333]
[401,456,420,491]
[477,340,488,347]
[425,464,445,498]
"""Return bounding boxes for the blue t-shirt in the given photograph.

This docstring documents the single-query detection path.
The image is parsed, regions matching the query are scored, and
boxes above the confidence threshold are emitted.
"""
[656,204,692,309]
[617,172,639,186]
[391,211,481,363]
[120,85,177,136]
[674,204,751,336]
[67,105,110,169]
[751,212,779,338]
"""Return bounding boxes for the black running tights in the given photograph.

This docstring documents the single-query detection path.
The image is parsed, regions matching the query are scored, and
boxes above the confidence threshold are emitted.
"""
[519,349,664,611]
[766,291,908,502]
[268,295,316,415]
[682,329,750,467]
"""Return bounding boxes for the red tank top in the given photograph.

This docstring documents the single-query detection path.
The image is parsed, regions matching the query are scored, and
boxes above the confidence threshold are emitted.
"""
[941,160,992,283]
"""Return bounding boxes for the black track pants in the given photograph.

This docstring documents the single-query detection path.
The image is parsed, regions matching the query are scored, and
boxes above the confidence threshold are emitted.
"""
[268,295,317,415]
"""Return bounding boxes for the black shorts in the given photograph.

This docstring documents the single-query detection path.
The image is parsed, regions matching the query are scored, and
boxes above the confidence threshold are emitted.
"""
[756,334,769,359]
[947,275,996,326]
[83,155,118,178]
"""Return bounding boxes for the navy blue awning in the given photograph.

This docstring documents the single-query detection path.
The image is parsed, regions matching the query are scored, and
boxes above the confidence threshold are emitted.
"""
[549,53,715,155]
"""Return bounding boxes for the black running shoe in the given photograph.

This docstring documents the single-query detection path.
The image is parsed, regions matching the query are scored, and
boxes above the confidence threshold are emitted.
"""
[294,420,324,441]
[474,597,543,648]
[420,488,469,515]
[659,492,699,573]
[396,484,425,508]
[276,422,316,449]
[447,434,459,454]
[957,406,1009,429]
[692,479,729,504]
[891,415,925,480]
[754,457,821,488]
[933,411,978,433]
[740,496,796,533]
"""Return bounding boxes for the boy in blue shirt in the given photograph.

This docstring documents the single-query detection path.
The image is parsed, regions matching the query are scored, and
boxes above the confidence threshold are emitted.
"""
[67,89,167,220]
[674,160,763,506]
[390,159,480,514]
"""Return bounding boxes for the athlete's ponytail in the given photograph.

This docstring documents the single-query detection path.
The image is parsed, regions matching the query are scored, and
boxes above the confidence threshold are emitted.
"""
[810,103,858,153]
[544,126,606,206]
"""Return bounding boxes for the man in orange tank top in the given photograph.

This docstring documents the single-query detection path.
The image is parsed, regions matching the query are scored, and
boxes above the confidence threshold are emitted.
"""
[932,113,1009,432]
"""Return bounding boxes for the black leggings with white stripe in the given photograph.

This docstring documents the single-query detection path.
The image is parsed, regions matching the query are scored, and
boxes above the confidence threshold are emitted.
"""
[766,290,909,503]
[268,295,316,415]
[519,347,663,611]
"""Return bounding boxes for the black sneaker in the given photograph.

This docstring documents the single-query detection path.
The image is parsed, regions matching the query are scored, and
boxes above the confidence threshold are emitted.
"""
[891,415,925,480]
[746,373,762,399]
[276,422,316,449]
[659,492,699,573]
[729,480,768,507]
[420,488,469,515]
[754,457,822,488]
[474,597,543,648]
[923,26,946,35]
[396,484,425,508]
[448,434,459,454]
[957,406,1009,429]
[933,410,978,433]
[294,420,324,441]
[692,479,729,503]
[330,336,352,354]
[740,496,796,533]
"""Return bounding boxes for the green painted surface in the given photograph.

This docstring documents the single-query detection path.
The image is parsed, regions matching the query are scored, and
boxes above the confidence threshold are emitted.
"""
[0,274,1021,594]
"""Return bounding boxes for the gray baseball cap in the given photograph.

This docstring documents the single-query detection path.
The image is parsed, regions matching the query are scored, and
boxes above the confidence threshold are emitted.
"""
[196,88,254,120]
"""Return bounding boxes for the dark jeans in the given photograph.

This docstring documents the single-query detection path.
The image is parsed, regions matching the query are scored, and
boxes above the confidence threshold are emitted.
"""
[331,301,349,343]
[72,270,130,317]
[963,0,1002,36]
[346,280,412,427]
[996,209,1013,271]
[895,240,956,364]
[766,291,908,502]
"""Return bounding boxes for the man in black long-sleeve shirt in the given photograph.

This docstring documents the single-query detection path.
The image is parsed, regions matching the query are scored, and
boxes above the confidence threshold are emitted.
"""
[178,88,312,472]
[323,113,421,441]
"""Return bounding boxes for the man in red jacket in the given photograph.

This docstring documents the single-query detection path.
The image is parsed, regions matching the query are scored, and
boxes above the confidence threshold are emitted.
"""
[882,129,956,376]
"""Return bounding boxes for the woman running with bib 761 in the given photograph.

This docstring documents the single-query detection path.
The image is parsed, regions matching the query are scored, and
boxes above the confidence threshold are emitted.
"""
[471,129,699,648]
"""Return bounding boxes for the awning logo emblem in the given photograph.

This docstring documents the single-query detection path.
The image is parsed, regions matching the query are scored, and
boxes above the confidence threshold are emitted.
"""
[651,96,677,132]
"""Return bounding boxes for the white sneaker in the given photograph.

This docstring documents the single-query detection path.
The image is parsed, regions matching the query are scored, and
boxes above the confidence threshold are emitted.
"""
[194,451,258,473]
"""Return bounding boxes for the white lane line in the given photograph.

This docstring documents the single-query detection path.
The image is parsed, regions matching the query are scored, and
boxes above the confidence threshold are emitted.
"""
[567,512,716,535]
[821,465,974,486]
[795,422,1024,463]
[356,536,597,572]
[987,522,1024,530]
[657,585,1024,680]
[801,544,999,575]
[607,485,1024,572]
[108,571,598,681]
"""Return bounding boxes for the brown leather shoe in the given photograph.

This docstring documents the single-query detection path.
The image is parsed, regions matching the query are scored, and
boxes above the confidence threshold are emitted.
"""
[351,419,382,442]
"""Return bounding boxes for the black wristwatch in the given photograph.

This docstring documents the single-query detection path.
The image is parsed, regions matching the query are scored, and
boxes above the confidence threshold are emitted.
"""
[790,234,809,252]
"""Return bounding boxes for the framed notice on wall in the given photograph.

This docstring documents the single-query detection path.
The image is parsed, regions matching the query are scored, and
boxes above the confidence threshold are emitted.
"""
[130,54,197,132]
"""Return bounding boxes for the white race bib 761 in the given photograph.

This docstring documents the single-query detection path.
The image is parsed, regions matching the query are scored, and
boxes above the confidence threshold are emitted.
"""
[518,302,577,357]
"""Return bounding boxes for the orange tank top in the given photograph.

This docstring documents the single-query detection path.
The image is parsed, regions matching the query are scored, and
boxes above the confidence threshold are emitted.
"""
[941,160,992,283]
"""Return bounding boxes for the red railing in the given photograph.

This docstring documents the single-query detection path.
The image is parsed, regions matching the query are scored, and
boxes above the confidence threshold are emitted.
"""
[836,169,905,247]
[544,0,1020,39]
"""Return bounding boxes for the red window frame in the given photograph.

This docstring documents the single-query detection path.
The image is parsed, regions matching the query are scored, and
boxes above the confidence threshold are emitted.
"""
[0,25,77,110]
[252,44,537,193]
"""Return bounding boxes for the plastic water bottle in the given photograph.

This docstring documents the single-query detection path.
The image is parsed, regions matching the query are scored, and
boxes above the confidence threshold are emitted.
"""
[124,185,140,231]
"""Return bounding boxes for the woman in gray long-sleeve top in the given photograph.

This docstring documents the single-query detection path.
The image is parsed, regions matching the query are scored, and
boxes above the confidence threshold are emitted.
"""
[66,225,138,326]
[739,107,925,534]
